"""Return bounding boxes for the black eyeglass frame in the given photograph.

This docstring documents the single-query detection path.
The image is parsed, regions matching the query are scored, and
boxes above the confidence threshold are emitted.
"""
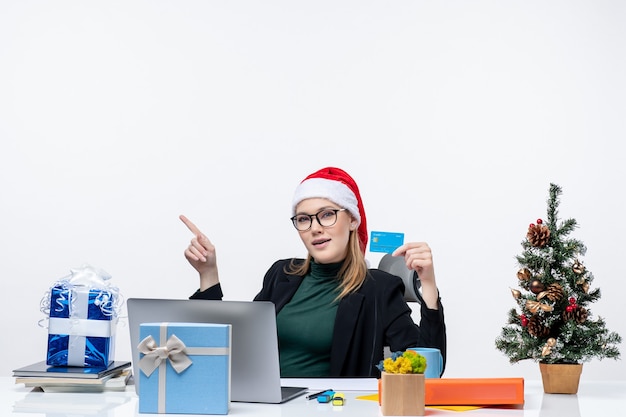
[290,208,348,231]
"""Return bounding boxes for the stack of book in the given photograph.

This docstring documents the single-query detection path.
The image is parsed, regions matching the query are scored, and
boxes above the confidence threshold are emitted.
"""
[13,360,132,392]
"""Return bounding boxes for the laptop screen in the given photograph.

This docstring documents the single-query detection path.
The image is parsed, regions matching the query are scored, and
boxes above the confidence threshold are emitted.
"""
[127,298,306,403]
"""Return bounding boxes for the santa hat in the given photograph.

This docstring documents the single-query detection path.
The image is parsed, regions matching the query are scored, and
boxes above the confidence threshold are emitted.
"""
[292,167,368,253]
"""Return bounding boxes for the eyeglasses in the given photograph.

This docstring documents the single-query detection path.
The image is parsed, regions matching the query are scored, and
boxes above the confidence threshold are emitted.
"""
[290,208,347,231]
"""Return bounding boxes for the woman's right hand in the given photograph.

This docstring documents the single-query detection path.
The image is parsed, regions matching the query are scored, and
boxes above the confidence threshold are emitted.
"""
[180,214,220,291]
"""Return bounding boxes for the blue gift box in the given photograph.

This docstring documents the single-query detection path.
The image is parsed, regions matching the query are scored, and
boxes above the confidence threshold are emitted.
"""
[46,284,117,367]
[138,322,231,415]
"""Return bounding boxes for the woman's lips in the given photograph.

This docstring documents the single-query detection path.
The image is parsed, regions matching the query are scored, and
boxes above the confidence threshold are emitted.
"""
[312,238,331,247]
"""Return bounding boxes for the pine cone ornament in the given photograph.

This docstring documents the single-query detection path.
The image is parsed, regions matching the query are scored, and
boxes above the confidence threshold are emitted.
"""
[537,283,564,302]
[527,316,550,337]
[563,306,588,324]
[527,223,551,247]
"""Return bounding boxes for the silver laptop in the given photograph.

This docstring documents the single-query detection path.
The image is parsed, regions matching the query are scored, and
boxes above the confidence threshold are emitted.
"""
[127,298,308,403]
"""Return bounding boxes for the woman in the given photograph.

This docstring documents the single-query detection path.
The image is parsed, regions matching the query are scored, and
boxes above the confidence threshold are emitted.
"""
[181,167,446,377]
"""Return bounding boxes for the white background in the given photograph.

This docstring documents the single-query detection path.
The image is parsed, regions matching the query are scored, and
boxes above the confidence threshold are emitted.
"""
[1,1,624,380]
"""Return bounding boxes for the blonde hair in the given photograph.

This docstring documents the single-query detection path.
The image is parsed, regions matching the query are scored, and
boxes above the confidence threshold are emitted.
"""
[287,229,368,300]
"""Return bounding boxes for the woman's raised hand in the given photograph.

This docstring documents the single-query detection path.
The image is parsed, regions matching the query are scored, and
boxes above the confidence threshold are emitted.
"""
[392,242,439,310]
[180,214,219,290]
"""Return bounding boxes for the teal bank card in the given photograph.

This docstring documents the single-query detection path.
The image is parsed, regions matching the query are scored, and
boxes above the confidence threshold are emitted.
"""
[370,231,404,253]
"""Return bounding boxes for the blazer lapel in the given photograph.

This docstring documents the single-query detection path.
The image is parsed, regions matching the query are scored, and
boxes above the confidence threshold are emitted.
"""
[272,275,304,313]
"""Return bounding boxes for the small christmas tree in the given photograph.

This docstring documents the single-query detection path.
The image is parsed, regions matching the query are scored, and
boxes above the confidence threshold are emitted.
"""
[495,183,621,365]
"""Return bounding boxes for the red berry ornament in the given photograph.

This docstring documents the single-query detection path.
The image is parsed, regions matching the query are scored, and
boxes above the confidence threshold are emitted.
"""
[536,218,543,224]
[520,314,529,327]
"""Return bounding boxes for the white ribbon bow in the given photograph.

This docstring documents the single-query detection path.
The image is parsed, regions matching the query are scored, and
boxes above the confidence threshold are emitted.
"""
[138,334,192,377]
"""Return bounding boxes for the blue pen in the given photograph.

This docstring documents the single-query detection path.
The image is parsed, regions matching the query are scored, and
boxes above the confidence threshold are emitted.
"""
[306,389,333,400]
[316,390,336,403]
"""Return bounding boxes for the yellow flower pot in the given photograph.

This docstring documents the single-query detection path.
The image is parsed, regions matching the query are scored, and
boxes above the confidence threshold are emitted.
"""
[380,372,425,416]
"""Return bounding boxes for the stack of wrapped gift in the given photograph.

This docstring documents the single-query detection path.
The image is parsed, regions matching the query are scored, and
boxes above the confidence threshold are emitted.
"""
[138,322,231,415]
[43,265,122,368]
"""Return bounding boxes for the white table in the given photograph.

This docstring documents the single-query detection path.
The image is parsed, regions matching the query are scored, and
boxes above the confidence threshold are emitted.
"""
[2,376,624,416]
